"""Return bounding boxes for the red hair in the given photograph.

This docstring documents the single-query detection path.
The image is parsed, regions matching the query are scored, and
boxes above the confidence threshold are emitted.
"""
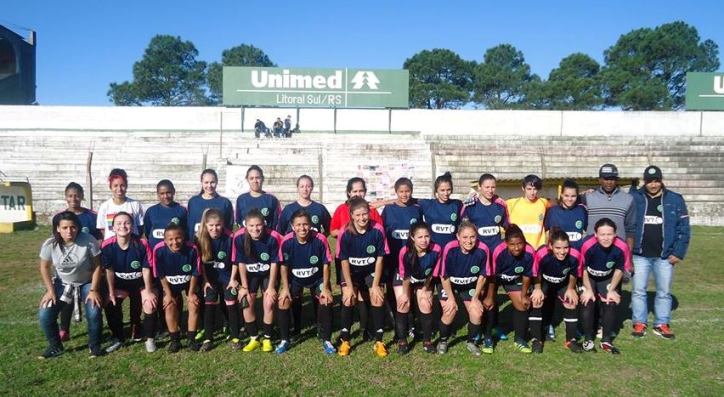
[108,168,128,187]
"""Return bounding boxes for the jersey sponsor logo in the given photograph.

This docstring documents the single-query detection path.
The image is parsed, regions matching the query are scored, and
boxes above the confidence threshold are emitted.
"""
[499,274,519,282]
[152,229,164,239]
[450,213,458,222]
[605,261,615,269]
[514,266,524,274]
[366,245,376,254]
[349,257,376,266]
[470,266,480,274]
[644,216,663,225]
[260,252,270,261]
[212,261,226,269]
[310,255,319,265]
[261,207,270,216]
[217,251,227,260]
[81,226,89,233]
[171,217,180,224]
[432,224,455,234]
[477,226,500,237]
[494,215,502,224]
[182,264,192,272]
[130,260,142,270]
[246,263,271,272]
[409,218,418,225]
[391,230,409,240]
[575,220,583,229]
[311,215,320,224]
[543,274,566,284]
[567,232,582,242]
[291,267,318,278]
[587,266,612,277]
[519,224,542,234]
[166,275,191,285]
[449,276,477,285]
[116,271,142,280]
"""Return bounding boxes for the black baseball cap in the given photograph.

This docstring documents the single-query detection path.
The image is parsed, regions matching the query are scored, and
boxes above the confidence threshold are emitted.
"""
[599,164,619,179]
[643,165,663,182]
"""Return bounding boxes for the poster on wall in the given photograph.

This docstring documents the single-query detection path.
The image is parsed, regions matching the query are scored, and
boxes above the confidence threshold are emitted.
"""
[357,162,415,200]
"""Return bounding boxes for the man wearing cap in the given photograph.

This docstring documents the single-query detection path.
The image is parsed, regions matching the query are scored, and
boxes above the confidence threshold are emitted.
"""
[629,166,690,340]
[583,163,636,250]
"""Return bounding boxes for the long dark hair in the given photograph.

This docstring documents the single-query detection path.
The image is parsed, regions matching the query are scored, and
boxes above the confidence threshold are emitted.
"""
[345,177,366,200]
[51,211,81,252]
[404,222,432,272]
[434,172,453,194]
[558,178,580,206]
[243,209,267,260]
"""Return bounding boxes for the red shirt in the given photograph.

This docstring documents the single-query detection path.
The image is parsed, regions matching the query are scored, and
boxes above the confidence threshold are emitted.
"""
[330,201,383,234]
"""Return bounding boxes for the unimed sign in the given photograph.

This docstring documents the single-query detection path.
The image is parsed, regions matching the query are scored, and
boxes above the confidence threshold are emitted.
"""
[686,72,724,110]
[223,67,409,108]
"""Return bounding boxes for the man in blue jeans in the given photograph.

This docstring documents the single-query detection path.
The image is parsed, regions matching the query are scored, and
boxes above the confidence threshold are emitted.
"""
[630,166,690,339]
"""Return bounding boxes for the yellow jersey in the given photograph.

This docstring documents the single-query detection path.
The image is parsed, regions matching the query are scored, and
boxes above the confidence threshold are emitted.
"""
[505,197,548,248]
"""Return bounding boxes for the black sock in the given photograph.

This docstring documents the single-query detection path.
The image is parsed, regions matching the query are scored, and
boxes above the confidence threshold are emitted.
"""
[292,299,303,334]
[357,301,369,336]
[513,309,529,342]
[227,304,240,339]
[529,307,543,340]
[105,302,125,340]
[581,302,595,341]
[278,308,290,342]
[318,303,332,341]
[246,321,258,338]
[263,322,273,340]
[602,303,616,343]
[372,305,385,342]
[420,312,433,342]
[143,314,156,339]
[484,308,497,339]
[467,322,481,343]
[340,305,353,341]
[170,331,180,342]
[203,304,215,340]
[439,321,451,341]
[563,308,578,341]
[395,311,409,342]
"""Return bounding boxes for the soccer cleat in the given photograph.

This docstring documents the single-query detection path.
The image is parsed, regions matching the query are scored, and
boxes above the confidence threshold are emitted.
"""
[582,340,596,353]
[631,322,647,338]
[408,327,417,341]
[145,338,157,353]
[493,327,508,341]
[131,324,143,342]
[547,325,556,341]
[200,339,213,352]
[514,340,532,354]
[262,338,274,352]
[243,337,261,352]
[275,340,291,354]
[397,340,410,355]
[167,339,182,353]
[531,338,543,354]
[600,341,621,354]
[194,329,205,341]
[105,338,123,353]
[596,326,603,340]
[466,341,481,356]
[59,329,70,342]
[436,340,449,354]
[338,340,351,356]
[88,345,104,358]
[482,337,495,354]
[229,338,242,351]
[564,339,583,353]
[188,339,202,352]
[374,341,388,358]
[653,324,675,340]
[423,341,436,354]
[322,340,336,355]
[38,345,64,359]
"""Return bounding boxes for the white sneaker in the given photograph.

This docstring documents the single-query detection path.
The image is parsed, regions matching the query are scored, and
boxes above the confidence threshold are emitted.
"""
[145,338,157,353]
[105,338,122,353]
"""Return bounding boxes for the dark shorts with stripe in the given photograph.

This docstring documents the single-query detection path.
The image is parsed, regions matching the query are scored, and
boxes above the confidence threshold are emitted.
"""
[204,282,238,304]
[439,282,478,302]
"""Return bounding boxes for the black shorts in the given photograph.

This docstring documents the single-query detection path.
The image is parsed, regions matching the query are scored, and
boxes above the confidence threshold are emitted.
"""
[113,279,144,296]
[541,280,570,303]
[204,283,238,304]
[247,275,271,294]
[341,272,380,291]
[439,283,478,302]
[166,283,199,300]
[391,272,428,287]
[290,280,323,299]
[497,276,524,293]
[589,276,619,301]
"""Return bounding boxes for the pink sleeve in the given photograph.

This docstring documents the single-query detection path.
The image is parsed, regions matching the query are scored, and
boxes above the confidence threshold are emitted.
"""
[569,248,583,277]
[435,241,457,278]
[188,243,201,273]
[371,221,390,255]
[477,242,491,276]
[270,230,283,263]
[231,229,245,263]
[398,246,408,279]
[579,239,597,277]
[335,231,344,259]
[491,242,508,276]
[141,239,153,267]
[432,244,443,275]
[613,237,633,272]
[315,233,333,263]
[526,244,539,276]
[152,241,165,278]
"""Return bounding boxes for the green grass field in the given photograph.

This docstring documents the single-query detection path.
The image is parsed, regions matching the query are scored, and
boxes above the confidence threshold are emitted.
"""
[1,226,722,396]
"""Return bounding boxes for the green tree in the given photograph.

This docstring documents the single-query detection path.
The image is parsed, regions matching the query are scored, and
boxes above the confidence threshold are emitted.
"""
[207,44,276,104]
[107,35,208,106]
[602,21,720,110]
[473,44,540,109]
[403,49,473,109]
[536,53,603,110]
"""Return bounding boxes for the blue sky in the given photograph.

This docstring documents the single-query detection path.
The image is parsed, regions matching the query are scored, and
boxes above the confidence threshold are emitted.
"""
[3,0,723,105]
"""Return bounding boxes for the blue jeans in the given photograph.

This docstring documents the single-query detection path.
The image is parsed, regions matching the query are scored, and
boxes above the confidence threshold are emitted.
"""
[39,280,102,349]
[632,256,674,326]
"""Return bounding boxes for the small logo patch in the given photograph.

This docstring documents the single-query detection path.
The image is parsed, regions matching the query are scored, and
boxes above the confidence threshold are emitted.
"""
[648,168,657,174]
[538,214,544,221]
[471,266,480,274]
[657,205,663,212]
[311,215,320,224]
[310,255,319,264]
[260,252,270,261]
[450,213,458,222]
[425,268,432,276]
[410,218,417,224]
[81,226,89,233]
[230,288,238,296]
[494,215,502,224]
[575,220,583,229]
[468,289,476,297]
[606,261,615,269]
[130,260,141,270]
[514,266,524,274]
[217,251,227,260]
[171,217,180,224]
[366,245,376,254]
[283,253,289,261]
[182,264,192,272]
[261,208,270,216]
[562,268,570,275]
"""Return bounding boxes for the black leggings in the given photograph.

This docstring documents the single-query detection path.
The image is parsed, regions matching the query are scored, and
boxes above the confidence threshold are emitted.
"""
[104,291,142,341]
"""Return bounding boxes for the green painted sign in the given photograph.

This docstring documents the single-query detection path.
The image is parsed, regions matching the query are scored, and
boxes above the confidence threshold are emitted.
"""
[223,67,409,108]
[685,72,724,110]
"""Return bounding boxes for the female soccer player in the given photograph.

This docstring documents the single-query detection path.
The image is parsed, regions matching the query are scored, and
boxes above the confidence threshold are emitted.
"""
[235,165,281,230]
[434,221,489,356]
[579,218,631,354]
[529,229,583,353]
[152,223,202,352]
[278,175,331,235]
[143,179,188,250]
[102,212,152,352]
[417,172,463,248]
[277,210,335,354]
[37,211,104,358]
[484,224,539,354]
[233,209,281,353]
[196,209,241,351]
[544,178,587,249]
[336,197,389,357]
[96,168,144,240]
[395,222,441,354]
[461,173,508,250]
[187,169,234,240]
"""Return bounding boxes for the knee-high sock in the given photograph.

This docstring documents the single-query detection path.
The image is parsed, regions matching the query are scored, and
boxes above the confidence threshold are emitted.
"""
[439,321,451,341]
[227,304,240,339]
[357,301,370,336]
[105,301,124,340]
[143,313,156,339]
[581,302,595,341]
[278,308,290,342]
[529,306,543,341]
[292,298,303,333]
[372,305,385,342]
[513,309,529,342]
[467,322,481,343]
[340,305,353,341]
[602,303,616,343]
[129,292,142,326]
[203,304,216,339]
[245,320,258,338]
[484,308,497,339]
[318,304,332,341]
[395,311,409,342]
[419,312,433,342]
[563,307,578,341]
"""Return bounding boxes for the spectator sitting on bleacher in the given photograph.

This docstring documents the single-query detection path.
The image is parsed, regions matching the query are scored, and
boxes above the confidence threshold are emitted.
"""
[254,119,270,138]
[284,115,292,137]
[273,117,284,138]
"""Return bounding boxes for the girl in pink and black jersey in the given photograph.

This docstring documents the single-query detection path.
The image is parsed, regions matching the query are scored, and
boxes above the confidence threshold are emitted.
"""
[235,165,282,230]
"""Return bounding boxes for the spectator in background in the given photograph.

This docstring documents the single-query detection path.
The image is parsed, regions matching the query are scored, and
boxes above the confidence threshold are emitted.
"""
[254,119,269,139]
[284,115,292,137]
[273,118,284,138]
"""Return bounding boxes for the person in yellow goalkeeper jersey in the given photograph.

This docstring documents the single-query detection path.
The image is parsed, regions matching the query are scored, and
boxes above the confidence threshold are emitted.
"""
[506,175,550,249]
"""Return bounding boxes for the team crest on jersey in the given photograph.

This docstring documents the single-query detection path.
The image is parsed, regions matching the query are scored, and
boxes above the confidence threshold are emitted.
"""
[171,217,180,224]
[217,251,227,260]
[81,226,89,233]
[538,214,544,221]
[575,220,583,229]
[514,266,524,274]
[606,261,615,269]
[562,268,570,275]
[366,245,376,254]
[410,218,417,224]
[182,264,192,272]
[471,266,480,274]
[310,255,319,265]
[494,215,502,224]
[425,268,432,276]
[261,208,269,216]
[468,289,476,297]
[130,260,141,270]
[657,205,663,213]
[260,252,270,261]
[450,213,458,222]
[312,215,319,224]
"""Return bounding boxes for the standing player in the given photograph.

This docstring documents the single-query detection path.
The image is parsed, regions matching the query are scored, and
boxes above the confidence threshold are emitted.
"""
[462,174,508,250]
[278,175,331,235]
[395,222,441,353]
[417,172,464,248]
[102,212,152,353]
[434,221,489,356]
[506,174,549,249]
[544,178,587,249]
[96,168,144,240]
[187,169,234,240]
[277,210,335,354]
[484,225,539,354]
[233,209,281,353]
[235,165,281,230]
[336,198,389,357]
[143,180,188,250]
[579,218,632,354]
[529,230,583,353]
[152,223,203,352]
[196,209,242,351]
